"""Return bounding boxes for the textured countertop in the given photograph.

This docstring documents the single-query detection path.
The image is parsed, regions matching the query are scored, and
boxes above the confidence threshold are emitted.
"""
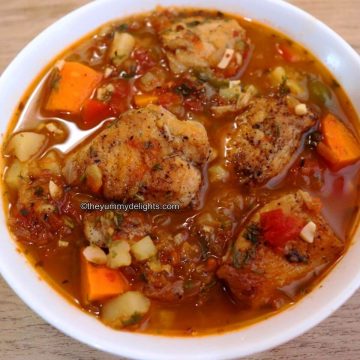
[0,0,360,359]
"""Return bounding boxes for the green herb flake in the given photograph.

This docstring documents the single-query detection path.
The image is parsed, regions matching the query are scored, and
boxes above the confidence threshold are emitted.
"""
[186,20,201,27]
[174,83,195,97]
[122,312,143,327]
[20,208,29,217]
[232,247,256,269]
[34,186,44,197]
[152,163,163,171]
[279,76,290,96]
[244,223,262,244]
[116,23,129,32]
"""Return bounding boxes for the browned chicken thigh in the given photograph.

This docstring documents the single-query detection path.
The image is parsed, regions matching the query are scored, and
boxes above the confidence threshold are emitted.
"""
[64,105,210,207]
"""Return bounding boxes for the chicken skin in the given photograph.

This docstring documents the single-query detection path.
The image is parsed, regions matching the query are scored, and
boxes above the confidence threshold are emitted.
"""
[226,95,317,185]
[63,105,210,207]
[160,16,247,73]
[217,191,344,308]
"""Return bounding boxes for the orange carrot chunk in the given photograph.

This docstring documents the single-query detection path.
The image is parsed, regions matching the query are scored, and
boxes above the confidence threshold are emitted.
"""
[46,62,103,114]
[81,253,128,303]
[317,113,360,170]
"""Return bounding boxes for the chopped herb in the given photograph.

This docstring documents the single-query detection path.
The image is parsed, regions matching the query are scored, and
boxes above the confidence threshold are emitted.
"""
[285,249,308,263]
[279,76,290,96]
[152,163,163,171]
[186,20,201,27]
[20,208,29,217]
[113,212,124,228]
[139,272,148,283]
[243,223,262,244]
[122,312,143,327]
[174,83,195,97]
[220,220,232,230]
[198,235,210,260]
[34,186,44,197]
[232,247,256,269]
[144,141,152,149]
[116,23,129,32]
[272,123,280,139]
[306,131,323,149]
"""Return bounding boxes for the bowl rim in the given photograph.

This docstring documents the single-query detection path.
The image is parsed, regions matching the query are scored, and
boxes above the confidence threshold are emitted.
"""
[1,0,360,359]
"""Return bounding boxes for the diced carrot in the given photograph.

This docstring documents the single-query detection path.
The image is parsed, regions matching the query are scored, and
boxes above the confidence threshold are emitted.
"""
[317,113,360,170]
[134,94,159,107]
[46,62,103,114]
[81,252,128,303]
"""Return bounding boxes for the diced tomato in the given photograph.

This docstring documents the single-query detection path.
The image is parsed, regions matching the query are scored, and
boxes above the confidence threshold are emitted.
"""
[133,48,157,74]
[82,99,114,128]
[276,42,301,63]
[260,209,304,249]
[109,80,132,115]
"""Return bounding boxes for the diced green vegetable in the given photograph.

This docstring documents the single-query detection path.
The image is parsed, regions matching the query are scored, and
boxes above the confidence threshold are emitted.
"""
[101,291,151,328]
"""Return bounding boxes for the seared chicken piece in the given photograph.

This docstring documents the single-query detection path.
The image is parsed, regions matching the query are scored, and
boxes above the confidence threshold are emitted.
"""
[160,16,247,73]
[217,191,344,308]
[227,96,316,185]
[64,105,210,207]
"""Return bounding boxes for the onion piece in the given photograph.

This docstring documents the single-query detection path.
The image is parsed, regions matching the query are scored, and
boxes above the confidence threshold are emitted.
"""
[217,48,235,69]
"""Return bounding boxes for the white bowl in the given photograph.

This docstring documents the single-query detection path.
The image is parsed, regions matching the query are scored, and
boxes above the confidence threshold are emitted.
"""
[1,0,360,359]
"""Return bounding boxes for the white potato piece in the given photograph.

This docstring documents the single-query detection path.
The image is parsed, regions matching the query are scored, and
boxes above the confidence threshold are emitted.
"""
[110,32,135,66]
[131,236,157,261]
[83,245,107,265]
[7,132,46,162]
[5,160,26,189]
[101,291,151,328]
[107,240,132,268]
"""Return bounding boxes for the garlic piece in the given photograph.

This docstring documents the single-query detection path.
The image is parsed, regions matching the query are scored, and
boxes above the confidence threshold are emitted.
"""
[83,245,107,265]
[295,103,308,116]
[300,221,317,243]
